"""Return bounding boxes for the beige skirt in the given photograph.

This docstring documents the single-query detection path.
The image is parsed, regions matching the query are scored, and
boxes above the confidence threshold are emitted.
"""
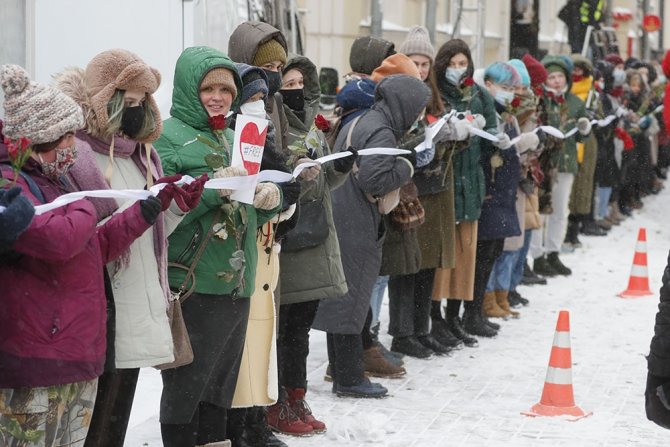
[432,220,478,301]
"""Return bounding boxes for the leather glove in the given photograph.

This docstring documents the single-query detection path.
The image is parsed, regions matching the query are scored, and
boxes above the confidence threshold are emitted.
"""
[280,181,301,208]
[154,174,184,211]
[514,132,540,153]
[577,117,592,135]
[333,147,358,173]
[0,186,35,252]
[493,133,512,149]
[296,158,321,181]
[253,182,281,210]
[140,195,162,224]
[213,166,248,197]
[176,174,208,211]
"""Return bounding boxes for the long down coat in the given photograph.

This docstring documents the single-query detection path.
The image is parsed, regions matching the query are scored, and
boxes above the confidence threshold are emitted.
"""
[312,75,430,335]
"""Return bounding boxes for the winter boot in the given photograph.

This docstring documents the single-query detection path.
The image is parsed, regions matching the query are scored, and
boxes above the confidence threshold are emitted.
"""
[547,251,572,276]
[580,219,607,236]
[286,388,326,434]
[521,261,547,286]
[244,407,287,447]
[495,290,519,318]
[391,335,433,358]
[508,289,529,307]
[482,314,501,330]
[533,255,558,277]
[266,401,314,437]
[564,218,582,248]
[373,340,404,366]
[482,291,509,318]
[445,315,479,347]
[363,345,407,378]
[608,203,625,223]
[430,317,464,350]
[196,442,231,447]
[324,364,332,382]
[417,334,452,356]
[334,378,388,398]
[463,308,498,338]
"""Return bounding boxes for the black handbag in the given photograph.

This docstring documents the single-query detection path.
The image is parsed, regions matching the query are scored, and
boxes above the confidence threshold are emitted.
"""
[281,200,330,252]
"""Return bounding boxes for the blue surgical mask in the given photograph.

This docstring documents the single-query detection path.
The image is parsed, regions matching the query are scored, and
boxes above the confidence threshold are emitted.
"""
[445,67,467,86]
[613,69,626,87]
[494,89,515,106]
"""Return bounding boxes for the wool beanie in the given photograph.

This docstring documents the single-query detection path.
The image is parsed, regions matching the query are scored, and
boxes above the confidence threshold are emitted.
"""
[235,63,268,105]
[200,67,238,100]
[1,64,83,144]
[252,39,288,67]
[371,53,421,83]
[605,53,624,67]
[84,49,162,142]
[399,26,435,63]
[508,59,531,87]
[349,36,396,75]
[522,53,548,89]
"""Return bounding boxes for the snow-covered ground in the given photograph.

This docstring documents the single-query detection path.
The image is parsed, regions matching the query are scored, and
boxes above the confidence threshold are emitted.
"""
[126,185,670,446]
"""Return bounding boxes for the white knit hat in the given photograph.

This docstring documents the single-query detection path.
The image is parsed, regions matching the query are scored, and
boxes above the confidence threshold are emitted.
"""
[398,26,436,63]
[1,64,83,144]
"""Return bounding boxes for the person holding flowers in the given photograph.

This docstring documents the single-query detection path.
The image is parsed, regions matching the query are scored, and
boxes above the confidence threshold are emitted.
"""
[0,64,160,447]
[154,46,282,447]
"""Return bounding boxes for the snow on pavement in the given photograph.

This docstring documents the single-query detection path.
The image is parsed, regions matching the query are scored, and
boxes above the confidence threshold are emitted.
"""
[126,185,670,446]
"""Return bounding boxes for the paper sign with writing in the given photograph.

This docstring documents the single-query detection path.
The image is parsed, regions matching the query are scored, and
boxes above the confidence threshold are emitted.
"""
[231,114,269,203]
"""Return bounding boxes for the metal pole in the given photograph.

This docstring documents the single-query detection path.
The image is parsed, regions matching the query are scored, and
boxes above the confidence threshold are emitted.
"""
[476,0,485,68]
[289,0,297,54]
[425,0,437,43]
[452,0,463,39]
[371,0,383,37]
[660,0,665,51]
[642,0,650,59]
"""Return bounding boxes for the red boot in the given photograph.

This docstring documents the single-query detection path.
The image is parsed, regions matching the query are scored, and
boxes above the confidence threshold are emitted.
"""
[286,387,327,433]
[266,400,314,437]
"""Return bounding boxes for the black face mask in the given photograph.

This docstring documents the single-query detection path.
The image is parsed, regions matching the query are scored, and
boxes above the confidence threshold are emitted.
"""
[121,105,145,138]
[263,69,282,96]
[280,88,305,112]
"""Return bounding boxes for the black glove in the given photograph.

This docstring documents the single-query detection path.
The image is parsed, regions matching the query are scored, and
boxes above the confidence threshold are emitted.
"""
[401,147,417,168]
[140,195,162,224]
[536,128,546,146]
[333,147,358,173]
[280,181,301,208]
[0,186,35,253]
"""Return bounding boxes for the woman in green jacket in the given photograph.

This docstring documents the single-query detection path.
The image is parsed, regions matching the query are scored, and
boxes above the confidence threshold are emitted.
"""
[154,46,282,447]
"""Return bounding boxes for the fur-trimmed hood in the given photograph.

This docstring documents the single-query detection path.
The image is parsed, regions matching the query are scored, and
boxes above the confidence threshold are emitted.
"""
[54,49,163,143]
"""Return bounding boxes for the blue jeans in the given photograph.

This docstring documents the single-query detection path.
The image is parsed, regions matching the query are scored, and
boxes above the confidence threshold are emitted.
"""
[486,249,519,292]
[510,230,533,291]
[596,186,613,220]
[370,275,389,328]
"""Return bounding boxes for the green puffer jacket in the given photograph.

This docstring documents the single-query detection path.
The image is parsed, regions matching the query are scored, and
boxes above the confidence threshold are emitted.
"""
[155,46,281,297]
[438,80,497,222]
[540,92,586,174]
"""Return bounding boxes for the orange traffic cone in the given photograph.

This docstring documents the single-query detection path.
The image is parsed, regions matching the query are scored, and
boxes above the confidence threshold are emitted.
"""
[618,228,653,298]
[523,311,591,419]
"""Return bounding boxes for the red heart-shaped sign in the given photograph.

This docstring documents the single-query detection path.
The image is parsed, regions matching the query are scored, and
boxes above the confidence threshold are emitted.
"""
[239,121,267,175]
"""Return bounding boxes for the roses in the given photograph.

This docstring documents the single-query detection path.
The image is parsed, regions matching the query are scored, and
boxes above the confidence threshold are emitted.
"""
[510,97,521,108]
[208,114,227,130]
[1,136,32,187]
[202,115,230,170]
[462,77,474,87]
[314,114,331,132]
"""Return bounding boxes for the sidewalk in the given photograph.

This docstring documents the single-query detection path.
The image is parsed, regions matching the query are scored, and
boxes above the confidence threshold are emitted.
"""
[126,186,670,446]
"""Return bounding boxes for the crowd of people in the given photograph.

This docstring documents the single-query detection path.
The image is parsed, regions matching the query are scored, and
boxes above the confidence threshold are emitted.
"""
[2,19,670,447]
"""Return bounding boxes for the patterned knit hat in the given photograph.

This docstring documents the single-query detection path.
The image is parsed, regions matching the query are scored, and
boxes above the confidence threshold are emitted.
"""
[1,64,83,144]
[200,67,238,100]
[252,39,288,67]
[522,54,548,88]
[371,54,421,83]
[399,26,435,63]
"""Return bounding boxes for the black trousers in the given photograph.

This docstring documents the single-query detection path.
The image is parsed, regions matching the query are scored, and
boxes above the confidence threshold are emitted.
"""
[465,239,505,313]
[326,332,364,386]
[277,300,320,389]
[388,269,434,338]
[84,368,139,447]
[161,402,228,447]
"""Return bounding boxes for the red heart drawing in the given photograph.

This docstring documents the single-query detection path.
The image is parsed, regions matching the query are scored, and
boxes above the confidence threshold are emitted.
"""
[239,121,267,175]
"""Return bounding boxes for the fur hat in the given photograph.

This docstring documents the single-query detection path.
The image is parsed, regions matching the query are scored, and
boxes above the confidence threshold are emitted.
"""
[399,26,435,63]
[200,68,238,100]
[235,63,268,105]
[55,49,162,143]
[371,54,421,83]
[571,54,593,77]
[1,64,83,144]
[252,39,288,67]
[605,53,624,67]
[522,54,548,89]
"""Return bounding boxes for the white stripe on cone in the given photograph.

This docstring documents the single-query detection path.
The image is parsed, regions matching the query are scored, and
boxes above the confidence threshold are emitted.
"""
[551,332,571,349]
[635,242,647,252]
[630,265,649,277]
[544,367,573,385]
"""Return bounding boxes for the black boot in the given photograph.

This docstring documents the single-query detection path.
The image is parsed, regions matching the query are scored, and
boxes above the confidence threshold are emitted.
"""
[244,407,287,447]
[445,315,478,347]
[483,314,500,330]
[417,334,452,356]
[508,290,529,307]
[547,252,572,276]
[533,255,558,277]
[580,219,607,236]
[462,309,498,338]
[391,335,433,358]
[520,262,547,286]
[565,217,582,247]
[430,318,464,350]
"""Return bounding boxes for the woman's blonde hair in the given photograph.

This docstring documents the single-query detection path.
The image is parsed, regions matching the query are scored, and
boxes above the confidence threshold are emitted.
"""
[105,89,157,140]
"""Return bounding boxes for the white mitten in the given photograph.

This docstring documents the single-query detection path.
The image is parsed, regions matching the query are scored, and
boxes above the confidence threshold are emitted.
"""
[253,182,281,210]
[577,117,592,135]
[493,133,512,149]
[471,114,486,130]
[514,132,540,153]
[213,166,248,197]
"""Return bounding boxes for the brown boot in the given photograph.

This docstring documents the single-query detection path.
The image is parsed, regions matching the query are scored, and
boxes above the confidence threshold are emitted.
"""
[483,291,509,318]
[363,345,406,378]
[495,290,519,319]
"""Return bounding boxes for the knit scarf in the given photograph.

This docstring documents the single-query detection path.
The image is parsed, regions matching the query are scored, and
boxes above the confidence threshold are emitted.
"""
[68,131,170,303]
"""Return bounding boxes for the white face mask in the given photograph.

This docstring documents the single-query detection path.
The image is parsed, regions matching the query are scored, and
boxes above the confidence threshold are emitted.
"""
[239,99,266,119]
[613,69,626,87]
[494,89,515,106]
[445,67,467,86]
